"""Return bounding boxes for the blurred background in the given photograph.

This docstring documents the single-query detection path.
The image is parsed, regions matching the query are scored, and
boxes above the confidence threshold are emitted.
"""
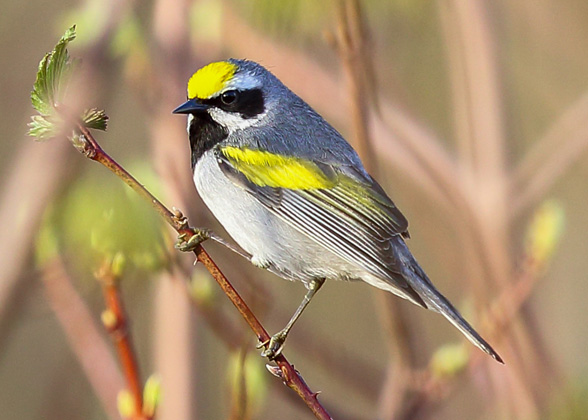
[1,0,588,419]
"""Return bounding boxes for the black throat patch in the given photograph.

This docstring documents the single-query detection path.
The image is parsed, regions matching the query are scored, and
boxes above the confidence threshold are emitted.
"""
[188,113,228,169]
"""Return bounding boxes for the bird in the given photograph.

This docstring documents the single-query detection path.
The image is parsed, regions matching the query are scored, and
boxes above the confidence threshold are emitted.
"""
[173,59,503,363]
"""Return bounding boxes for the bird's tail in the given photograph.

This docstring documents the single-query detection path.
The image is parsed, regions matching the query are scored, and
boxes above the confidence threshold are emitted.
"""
[408,268,504,364]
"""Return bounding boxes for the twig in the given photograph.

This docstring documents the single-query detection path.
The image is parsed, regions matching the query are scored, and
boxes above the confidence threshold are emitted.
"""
[95,261,146,420]
[41,256,123,420]
[71,123,333,419]
[332,0,377,173]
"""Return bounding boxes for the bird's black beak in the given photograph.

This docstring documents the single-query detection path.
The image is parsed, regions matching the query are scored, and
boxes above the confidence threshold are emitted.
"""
[172,98,210,114]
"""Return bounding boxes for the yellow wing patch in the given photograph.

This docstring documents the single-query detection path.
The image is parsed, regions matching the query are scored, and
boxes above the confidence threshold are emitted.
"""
[221,147,336,190]
[187,61,237,100]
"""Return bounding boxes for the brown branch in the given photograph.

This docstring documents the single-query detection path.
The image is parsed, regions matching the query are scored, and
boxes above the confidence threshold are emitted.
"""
[436,2,553,417]
[70,124,333,419]
[94,260,148,420]
[95,262,146,420]
[149,4,201,417]
[41,257,123,420]
[331,0,378,173]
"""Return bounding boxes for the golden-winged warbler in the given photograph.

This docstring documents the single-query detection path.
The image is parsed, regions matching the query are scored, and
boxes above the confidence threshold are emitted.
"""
[173,59,503,363]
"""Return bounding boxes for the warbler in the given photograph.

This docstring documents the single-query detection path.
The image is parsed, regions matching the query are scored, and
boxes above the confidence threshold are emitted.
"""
[173,59,503,363]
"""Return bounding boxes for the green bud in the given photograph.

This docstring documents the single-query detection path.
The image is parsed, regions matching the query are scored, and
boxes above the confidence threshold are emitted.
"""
[117,389,134,419]
[143,374,162,417]
[430,343,469,378]
[110,252,126,277]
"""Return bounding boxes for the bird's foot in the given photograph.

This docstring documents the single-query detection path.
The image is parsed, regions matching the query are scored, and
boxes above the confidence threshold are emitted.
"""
[172,207,211,252]
[175,228,211,252]
[258,329,288,360]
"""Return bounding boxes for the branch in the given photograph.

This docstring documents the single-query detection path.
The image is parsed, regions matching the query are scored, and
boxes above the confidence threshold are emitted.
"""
[73,123,333,419]
[41,256,123,420]
[95,260,147,420]
[28,26,331,419]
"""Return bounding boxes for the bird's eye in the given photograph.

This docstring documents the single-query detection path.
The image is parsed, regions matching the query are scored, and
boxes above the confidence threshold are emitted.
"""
[220,90,238,105]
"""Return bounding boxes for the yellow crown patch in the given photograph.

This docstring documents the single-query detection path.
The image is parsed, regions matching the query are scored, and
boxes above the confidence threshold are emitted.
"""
[187,61,237,100]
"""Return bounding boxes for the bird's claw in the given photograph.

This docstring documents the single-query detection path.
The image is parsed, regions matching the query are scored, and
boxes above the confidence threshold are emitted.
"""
[259,330,288,360]
[175,228,211,252]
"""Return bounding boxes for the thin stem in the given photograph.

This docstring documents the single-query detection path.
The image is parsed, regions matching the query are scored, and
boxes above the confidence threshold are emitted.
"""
[72,123,332,420]
[331,2,416,417]
[41,257,123,420]
[96,263,146,419]
[511,89,588,217]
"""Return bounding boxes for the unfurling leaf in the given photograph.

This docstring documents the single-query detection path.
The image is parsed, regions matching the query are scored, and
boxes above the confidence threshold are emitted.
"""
[28,24,108,141]
[28,115,63,141]
[82,108,108,131]
[30,25,77,116]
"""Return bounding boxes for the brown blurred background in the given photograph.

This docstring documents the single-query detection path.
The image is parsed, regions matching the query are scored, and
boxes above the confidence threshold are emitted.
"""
[1,0,588,419]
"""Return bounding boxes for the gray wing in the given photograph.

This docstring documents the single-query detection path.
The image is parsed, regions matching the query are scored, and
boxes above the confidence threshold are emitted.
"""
[216,151,427,307]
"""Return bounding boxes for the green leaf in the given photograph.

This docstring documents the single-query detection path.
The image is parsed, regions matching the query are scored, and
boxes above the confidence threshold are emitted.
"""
[28,25,108,141]
[30,25,77,116]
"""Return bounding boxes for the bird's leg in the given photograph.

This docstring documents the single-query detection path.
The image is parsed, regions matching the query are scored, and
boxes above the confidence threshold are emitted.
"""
[260,278,325,360]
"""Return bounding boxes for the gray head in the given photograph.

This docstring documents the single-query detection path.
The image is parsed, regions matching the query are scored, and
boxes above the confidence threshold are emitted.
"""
[173,59,363,170]
[173,59,294,134]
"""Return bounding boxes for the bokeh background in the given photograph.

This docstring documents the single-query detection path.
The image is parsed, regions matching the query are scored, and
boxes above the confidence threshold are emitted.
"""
[1,0,588,419]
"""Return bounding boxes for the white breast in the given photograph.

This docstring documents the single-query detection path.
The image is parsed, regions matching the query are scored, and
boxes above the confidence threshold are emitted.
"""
[193,150,361,284]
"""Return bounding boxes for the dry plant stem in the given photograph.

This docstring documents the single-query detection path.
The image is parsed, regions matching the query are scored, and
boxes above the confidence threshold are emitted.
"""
[41,257,123,420]
[96,264,145,419]
[438,1,546,417]
[229,348,249,420]
[150,4,199,418]
[333,2,416,417]
[512,89,588,217]
[73,125,332,420]
[335,0,378,172]
[443,1,556,415]
[0,140,75,345]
